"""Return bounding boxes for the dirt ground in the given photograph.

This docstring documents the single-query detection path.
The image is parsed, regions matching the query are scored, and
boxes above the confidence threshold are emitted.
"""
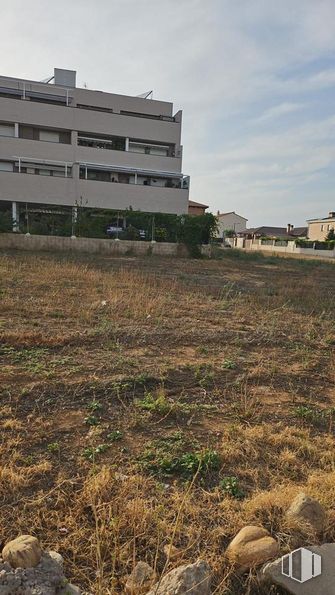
[0,249,334,594]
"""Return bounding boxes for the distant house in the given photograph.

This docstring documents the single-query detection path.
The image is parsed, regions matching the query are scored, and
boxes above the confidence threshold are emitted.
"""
[240,224,307,240]
[307,211,335,241]
[216,211,248,238]
[188,200,208,216]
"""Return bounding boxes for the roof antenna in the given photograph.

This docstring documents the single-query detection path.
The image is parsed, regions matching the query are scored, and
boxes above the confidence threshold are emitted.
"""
[40,75,54,84]
[136,90,153,99]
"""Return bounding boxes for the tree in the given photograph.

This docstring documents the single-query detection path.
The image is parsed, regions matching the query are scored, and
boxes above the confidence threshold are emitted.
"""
[0,210,13,233]
[325,228,335,241]
[224,229,236,238]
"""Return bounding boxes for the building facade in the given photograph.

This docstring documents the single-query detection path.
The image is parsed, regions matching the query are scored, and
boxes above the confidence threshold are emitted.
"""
[0,68,190,228]
[215,211,248,238]
[307,211,335,241]
[188,200,208,216]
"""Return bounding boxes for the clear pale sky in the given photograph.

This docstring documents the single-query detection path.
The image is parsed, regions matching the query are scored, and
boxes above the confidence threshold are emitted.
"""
[2,0,335,227]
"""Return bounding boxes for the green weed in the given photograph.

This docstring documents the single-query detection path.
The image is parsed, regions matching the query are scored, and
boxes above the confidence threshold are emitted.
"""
[219,476,244,499]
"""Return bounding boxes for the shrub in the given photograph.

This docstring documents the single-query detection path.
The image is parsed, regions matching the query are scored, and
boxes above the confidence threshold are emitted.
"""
[219,476,245,499]
[0,210,13,233]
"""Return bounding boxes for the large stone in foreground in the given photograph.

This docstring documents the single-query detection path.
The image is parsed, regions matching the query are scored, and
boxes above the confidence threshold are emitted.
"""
[2,535,42,569]
[286,493,326,532]
[261,543,335,595]
[226,525,279,570]
[0,550,82,594]
[58,584,81,594]
[146,560,211,595]
[0,551,65,594]
[125,561,157,594]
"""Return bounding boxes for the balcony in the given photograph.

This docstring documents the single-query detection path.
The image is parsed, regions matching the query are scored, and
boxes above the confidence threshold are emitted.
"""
[0,164,189,214]
[79,163,190,190]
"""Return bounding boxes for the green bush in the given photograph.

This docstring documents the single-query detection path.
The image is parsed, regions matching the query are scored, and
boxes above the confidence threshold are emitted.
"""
[219,476,245,499]
[0,210,13,232]
[295,238,335,250]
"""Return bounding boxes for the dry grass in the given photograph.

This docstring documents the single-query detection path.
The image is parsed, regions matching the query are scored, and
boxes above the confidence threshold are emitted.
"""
[0,250,334,594]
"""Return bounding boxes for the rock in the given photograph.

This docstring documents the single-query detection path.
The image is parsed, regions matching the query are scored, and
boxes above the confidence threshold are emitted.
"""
[146,560,211,595]
[58,583,81,594]
[261,543,335,594]
[226,525,279,570]
[125,561,157,594]
[0,550,81,594]
[114,472,129,482]
[48,550,64,568]
[286,493,326,532]
[163,544,181,560]
[2,535,42,569]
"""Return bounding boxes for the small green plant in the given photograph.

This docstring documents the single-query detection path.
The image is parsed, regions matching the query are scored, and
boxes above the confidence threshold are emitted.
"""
[139,432,220,479]
[294,406,323,423]
[197,345,209,355]
[47,442,60,454]
[194,364,214,388]
[1,346,49,373]
[87,400,103,412]
[82,444,109,461]
[136,390,171,415]
[84,415,100,426]
[294,405,335,427]
[107,430,123,442]
[219,476,244,499]
[222,359,237,370]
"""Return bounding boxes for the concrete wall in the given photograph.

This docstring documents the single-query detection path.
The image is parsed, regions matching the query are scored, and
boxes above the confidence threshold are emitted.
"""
[236,238,335,259]
[0,233,212,257]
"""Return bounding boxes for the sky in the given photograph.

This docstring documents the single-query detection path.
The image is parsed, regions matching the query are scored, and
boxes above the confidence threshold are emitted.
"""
[1,0,335,227]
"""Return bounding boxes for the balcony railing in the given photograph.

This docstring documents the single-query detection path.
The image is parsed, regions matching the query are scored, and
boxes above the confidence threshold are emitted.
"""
[0,157,190,190]
[79,163,189,189]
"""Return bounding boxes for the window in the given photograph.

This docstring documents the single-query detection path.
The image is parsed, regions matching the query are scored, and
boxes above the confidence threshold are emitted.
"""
[150,146,169,156]
[78,134,125,151]
[39,130,60,143]
[80,168,111,182]
[77,104,113,114]
[59,131,71,144]
[19,125,39,140]
[0,161,13,172]
[128,141,170,156]
[120,110,175,122]
[19,125,71,144]
[0,123,15,137]
[321,224,324,231]
[13,161,72,177]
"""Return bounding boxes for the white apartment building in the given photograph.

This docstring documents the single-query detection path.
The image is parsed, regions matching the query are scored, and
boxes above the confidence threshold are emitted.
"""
[0,68,190,228]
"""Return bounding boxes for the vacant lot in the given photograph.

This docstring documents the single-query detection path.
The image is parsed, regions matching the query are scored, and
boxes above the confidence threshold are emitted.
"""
[0,250,334,594]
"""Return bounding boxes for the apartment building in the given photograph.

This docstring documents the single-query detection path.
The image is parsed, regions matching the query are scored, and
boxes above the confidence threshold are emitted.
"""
[307,211,335,241]
[0,68,190,229]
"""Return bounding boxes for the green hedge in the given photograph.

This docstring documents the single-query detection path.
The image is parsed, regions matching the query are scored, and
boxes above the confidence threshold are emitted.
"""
[1,205,218,254]
[295,239,335,250]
